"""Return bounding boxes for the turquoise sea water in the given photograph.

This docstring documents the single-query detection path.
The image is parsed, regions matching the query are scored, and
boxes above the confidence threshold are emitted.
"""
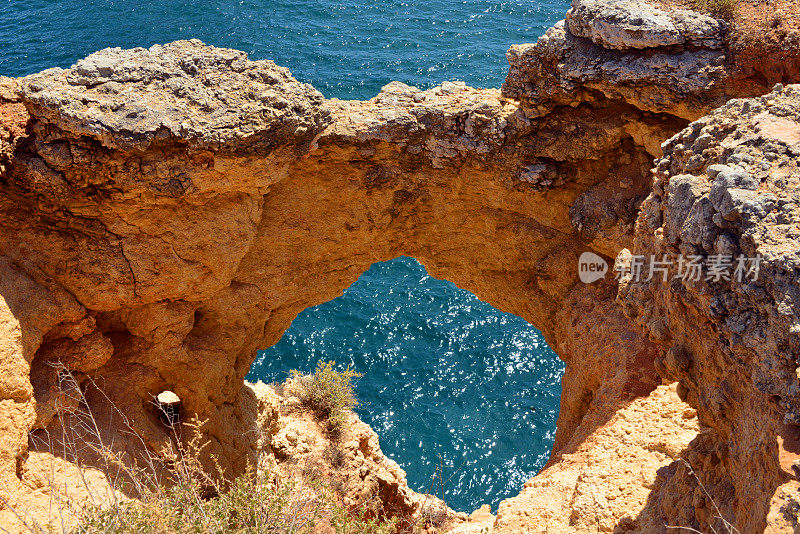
[249,258,563,511]
[1,0,569,512]
[1,0,567,99]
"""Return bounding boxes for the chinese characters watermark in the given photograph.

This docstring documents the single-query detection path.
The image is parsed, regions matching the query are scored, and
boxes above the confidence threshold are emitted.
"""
[578,252,763,284]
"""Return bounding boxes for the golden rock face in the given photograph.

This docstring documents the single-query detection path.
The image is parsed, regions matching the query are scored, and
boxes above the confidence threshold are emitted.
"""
[0,4,798,531]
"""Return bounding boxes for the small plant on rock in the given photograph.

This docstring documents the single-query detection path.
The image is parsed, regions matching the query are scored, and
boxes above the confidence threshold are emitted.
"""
[291,360,362,437]
[695,0,738,19]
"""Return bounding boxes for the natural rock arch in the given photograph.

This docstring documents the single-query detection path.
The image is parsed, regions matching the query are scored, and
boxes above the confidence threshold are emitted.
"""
[0,40,668,531]
[1,0,799,529]
[2,39,669,456]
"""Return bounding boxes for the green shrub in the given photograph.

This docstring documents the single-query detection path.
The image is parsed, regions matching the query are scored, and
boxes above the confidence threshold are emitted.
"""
[291,361,362,437]
[695,0,737,19]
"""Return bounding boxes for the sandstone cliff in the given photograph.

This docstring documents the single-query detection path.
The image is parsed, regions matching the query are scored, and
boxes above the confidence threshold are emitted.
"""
[0,0,798,532]
[618,83,800,532]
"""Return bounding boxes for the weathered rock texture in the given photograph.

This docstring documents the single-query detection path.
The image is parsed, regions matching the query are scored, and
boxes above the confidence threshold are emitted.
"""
[0,0,798,532]
[253,379,468,531]
[567,0,726,50]
[618,84,800,533]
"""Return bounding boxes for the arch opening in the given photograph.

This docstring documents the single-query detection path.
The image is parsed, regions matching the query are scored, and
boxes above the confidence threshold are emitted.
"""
[247,256,564,512]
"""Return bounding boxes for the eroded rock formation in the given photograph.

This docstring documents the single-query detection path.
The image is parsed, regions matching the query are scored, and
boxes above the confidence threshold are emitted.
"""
[618,84,800,532]
[0,0,798,532]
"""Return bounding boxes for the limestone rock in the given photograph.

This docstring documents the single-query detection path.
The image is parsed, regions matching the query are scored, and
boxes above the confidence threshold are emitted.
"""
[0,77,27,176]
[496,384,698,533]
[19,40,330,152]
[250,381,464,530]
[0,34,670,529]
[618,84,800,532]
[326,81,519,168]
[503,21,729,120]
[566,0,726,50]
[0,3,797,532]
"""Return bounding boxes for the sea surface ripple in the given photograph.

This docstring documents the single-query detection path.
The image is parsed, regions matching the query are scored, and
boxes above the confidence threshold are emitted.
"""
[249,258,564,511]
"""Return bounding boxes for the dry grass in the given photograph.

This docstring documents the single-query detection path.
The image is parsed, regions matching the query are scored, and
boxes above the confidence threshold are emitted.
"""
[665,459,741,534]
[1,362,396,534]
[76,456,395,534]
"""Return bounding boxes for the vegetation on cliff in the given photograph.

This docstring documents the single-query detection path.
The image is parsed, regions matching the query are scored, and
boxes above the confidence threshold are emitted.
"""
[7,371,399,534]
[290,361,362,438]
[76,446,396,534]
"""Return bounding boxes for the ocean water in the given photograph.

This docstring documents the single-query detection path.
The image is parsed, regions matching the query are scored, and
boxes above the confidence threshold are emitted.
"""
[1,0,569,513]
[1,0,567,99]
[250,259,564,511]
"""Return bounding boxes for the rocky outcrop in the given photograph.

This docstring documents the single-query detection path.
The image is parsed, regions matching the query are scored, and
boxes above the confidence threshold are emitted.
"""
[502,19,728,120]
[497,384,699,533]
[21,42,329,152]
[249,380,462,530]
[566,0,725,50]
[618,84,800,533]
[0,0,798,532]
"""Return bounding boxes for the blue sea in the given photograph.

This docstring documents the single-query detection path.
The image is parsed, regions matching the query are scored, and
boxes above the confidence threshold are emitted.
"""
[1,0,568,512]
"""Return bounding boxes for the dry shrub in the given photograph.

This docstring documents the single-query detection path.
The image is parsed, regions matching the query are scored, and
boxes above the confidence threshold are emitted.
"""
[3,362,395,534]
[77,459,395,534]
